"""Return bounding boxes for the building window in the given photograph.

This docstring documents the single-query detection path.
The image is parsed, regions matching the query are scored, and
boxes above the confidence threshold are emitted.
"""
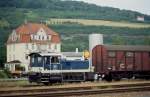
[126,52,133,57]
[39,36,41,40]
[31,35,34,40]
[49,44,51,49]
[54,44,57,50]
[13,55,15,60]
[47,36,49,40]
[26,44,28,49]
[9,45,11,52]
[34,35,36,40]
[32,44,34,50]
[12,33,16,41]
[13,45,15,51]
[108,51,116,57]
[42,36,44,40]
[25,54,28,60]
[37,44,40,50]
[9,55,11,61]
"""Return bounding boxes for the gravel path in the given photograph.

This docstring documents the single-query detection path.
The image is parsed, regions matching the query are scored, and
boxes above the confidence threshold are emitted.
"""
[1,80,150,90]
[69,91,150,97]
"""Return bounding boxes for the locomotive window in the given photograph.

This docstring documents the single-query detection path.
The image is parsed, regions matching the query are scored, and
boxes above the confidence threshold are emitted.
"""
[45,57,50,64]
[51,56,59,63]
[126,52,133,57]
[108,51,116,57]
[37,57,42,63]
[31,57,34,63]
[53,65,58,70]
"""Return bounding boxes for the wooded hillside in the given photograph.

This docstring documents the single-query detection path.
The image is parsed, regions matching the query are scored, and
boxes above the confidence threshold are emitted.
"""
[0,0,150,67]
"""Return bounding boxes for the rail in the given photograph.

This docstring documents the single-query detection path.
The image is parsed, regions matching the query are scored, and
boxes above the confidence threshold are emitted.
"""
[1,82,150,97]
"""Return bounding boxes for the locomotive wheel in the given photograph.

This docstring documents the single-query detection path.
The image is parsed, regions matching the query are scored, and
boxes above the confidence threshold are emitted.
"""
[114,76,121,81]
[105,74,112,82]
[43,82,49,85]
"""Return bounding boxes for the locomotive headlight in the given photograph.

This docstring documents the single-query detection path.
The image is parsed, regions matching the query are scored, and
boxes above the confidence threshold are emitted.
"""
[83,50,90,59]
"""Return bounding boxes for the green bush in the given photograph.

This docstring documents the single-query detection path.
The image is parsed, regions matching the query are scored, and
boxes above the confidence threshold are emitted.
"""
[0,69,11,78]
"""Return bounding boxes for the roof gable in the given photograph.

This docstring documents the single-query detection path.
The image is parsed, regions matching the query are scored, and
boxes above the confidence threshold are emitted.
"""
[7,23,61,44]
[36,28,47,36]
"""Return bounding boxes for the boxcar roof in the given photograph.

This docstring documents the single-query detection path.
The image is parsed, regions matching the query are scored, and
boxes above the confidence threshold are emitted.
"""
[105,45,150,51]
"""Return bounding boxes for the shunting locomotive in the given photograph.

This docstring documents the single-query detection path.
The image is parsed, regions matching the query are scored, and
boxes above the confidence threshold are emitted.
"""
[28,51,94,85]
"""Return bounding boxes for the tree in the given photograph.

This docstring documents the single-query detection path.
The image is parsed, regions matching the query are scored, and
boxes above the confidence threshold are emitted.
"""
[144,36,150,45]
[112,35,126,45]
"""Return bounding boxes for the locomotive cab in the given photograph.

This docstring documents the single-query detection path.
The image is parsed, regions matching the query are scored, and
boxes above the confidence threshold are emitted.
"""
[29,53,62,72]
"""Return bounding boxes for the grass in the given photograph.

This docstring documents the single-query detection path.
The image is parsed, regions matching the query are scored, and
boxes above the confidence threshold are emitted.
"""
[0,80,38,88]
[0,79,148,88]
[47,18,150,28]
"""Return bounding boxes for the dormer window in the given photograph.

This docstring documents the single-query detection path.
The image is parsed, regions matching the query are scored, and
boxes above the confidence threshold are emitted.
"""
[31,35,34,40]
[11,33,17,41]
[42,36,44,40]
[39,36,41,40]
[11,35,14,41]
[12,35,16,41]
[49,35,51,40]
[34,35,37,40]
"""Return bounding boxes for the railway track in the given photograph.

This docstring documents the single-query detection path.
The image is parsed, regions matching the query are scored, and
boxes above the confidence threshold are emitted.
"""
[1,82,150,97]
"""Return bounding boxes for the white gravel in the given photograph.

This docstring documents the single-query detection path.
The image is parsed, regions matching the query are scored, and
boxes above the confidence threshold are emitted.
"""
[69,91,150,97]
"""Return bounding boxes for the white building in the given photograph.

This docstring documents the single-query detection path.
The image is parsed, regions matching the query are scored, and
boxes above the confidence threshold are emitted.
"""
[137,16,144,22]
[6,23,61,72]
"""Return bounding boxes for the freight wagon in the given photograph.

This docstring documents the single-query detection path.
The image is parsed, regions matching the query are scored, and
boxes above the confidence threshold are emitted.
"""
[92,45,150,81]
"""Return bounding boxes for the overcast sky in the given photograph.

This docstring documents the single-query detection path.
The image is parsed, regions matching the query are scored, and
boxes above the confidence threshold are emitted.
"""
[74,0,150,15]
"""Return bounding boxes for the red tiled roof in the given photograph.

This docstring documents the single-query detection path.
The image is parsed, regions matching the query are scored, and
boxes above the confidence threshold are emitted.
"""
[7,23,61,44]
[20,34,31,43]
[15,23,58,35]
[51,35,61,43]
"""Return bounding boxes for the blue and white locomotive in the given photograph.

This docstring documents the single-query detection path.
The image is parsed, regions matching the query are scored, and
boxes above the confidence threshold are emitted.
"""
[28,52,94,85]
